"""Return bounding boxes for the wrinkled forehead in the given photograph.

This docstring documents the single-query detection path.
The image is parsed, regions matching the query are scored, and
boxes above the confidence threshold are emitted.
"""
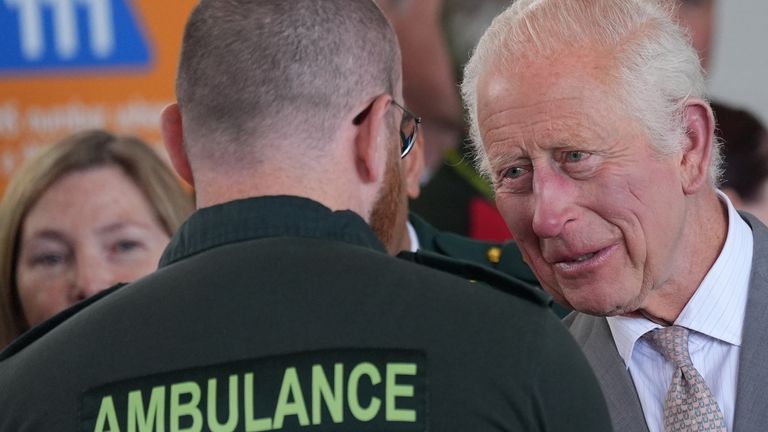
[477,52,623,130]
[474,61,648,170]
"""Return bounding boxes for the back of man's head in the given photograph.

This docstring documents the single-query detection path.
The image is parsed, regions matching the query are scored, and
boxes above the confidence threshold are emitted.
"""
[176,0,400,172]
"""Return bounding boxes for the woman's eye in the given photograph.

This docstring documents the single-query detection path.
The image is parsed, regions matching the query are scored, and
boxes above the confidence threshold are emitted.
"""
[31,254,66,267]
[113,240,142,254]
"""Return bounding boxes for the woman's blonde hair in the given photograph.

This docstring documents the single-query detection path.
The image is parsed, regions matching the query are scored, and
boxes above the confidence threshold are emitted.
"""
[0,130,194,347]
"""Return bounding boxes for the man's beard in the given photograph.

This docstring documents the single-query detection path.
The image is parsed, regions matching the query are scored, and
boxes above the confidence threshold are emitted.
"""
[369,147,405,254]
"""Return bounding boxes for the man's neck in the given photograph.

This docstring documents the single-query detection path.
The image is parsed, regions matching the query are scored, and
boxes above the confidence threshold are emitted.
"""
[193,168,369,219]
[635,190,729,324]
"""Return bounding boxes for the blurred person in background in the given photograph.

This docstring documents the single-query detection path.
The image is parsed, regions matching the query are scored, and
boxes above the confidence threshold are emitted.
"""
[374,0,465,179]
[717,107,768,222]
[671,0,768,197]
[673,0,716,70]
[380,0,514,241]
[0,129,193,348]
[378,0,567,314]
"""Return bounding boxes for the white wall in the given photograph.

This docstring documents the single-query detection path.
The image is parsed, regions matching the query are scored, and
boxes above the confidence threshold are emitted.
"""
[708,1,768,126]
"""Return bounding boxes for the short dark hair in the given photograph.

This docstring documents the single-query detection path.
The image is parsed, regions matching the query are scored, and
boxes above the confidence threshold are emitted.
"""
[177,0,400,166]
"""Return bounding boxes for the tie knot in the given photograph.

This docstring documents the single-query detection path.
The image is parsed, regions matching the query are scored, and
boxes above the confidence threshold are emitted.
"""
[645,325,692,367]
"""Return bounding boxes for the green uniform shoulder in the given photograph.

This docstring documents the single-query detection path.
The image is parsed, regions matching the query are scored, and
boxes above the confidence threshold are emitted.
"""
[397,248,551,308]
[409,212,537,283]
[0,283,127,361]
[409,212,572,317]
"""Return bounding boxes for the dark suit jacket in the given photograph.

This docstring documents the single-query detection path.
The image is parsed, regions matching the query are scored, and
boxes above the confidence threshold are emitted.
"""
[565,212,768,432]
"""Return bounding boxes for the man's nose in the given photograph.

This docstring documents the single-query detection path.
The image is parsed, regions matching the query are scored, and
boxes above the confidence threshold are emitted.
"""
[531,168,576,239]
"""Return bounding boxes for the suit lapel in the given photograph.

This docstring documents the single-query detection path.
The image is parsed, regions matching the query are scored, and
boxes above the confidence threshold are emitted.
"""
[567,212,768,432]
[567,313,649,432]
[734,213,768,431]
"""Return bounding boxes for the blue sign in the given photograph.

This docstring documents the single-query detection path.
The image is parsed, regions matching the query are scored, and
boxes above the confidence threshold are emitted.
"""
[0,0,152,75]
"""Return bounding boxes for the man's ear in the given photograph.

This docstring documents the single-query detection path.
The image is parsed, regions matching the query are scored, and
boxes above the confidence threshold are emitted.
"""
[680,98,715,194]
[404,132,425,199]
[160,103,194,187]
[353,95,392,184]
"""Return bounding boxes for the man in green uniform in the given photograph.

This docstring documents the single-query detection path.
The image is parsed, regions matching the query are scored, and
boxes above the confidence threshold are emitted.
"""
[0,1,610,430]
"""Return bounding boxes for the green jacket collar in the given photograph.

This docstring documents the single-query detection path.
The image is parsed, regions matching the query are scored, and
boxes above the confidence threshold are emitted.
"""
[160,196,386,267]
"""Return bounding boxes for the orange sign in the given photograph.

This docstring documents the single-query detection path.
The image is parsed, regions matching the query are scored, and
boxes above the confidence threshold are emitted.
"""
[0,0,197,193]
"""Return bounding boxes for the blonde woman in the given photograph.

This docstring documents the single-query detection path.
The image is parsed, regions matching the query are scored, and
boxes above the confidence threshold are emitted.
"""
[0,129,193,348]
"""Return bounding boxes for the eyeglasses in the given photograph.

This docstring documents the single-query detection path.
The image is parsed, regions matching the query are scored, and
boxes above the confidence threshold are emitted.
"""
[390,100,422,158]
[353,97,422,159]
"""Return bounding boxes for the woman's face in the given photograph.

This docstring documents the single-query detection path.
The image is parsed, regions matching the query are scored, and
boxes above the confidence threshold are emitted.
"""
[15,166,170,327]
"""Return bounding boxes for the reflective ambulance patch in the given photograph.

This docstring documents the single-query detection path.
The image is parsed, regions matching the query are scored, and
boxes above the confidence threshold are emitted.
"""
[80,349,427,432]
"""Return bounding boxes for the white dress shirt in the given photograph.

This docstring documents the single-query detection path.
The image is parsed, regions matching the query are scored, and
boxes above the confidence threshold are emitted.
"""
[606,192,753,432]
[406,220,420,252]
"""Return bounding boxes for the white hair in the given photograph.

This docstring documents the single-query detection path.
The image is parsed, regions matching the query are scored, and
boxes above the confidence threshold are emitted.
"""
[461,0,722,185]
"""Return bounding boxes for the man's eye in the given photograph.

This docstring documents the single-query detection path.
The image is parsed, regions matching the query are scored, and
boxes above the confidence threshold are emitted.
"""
[563,151,589,163]
[503,167,528,179]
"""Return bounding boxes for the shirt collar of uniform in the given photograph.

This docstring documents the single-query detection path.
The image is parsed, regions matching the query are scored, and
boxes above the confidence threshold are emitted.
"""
[406,220,420,252]
[159,195,387,267]
[607,191,753,368]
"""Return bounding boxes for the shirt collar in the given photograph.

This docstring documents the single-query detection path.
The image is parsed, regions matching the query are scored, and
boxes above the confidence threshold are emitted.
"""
[607,191,753,367]
[406,220,420,252]
[676,191,752,345]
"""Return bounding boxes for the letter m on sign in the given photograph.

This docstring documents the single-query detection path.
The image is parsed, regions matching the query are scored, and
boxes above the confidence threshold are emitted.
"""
[0,0,151,75]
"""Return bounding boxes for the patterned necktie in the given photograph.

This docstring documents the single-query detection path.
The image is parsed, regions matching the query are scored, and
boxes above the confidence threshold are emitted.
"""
[645,326,727,432]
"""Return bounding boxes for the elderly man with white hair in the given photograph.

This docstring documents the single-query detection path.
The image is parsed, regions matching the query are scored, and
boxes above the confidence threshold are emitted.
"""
[463,0,768,431]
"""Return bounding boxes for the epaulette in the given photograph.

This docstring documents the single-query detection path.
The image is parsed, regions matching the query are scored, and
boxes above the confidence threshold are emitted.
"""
[398,249,551,308]
[431,231,540,284]
[0,283,127,361]
[408,212,540,284]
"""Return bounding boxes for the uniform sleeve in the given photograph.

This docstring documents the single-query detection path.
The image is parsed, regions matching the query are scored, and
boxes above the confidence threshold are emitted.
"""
[527,311,614,432]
